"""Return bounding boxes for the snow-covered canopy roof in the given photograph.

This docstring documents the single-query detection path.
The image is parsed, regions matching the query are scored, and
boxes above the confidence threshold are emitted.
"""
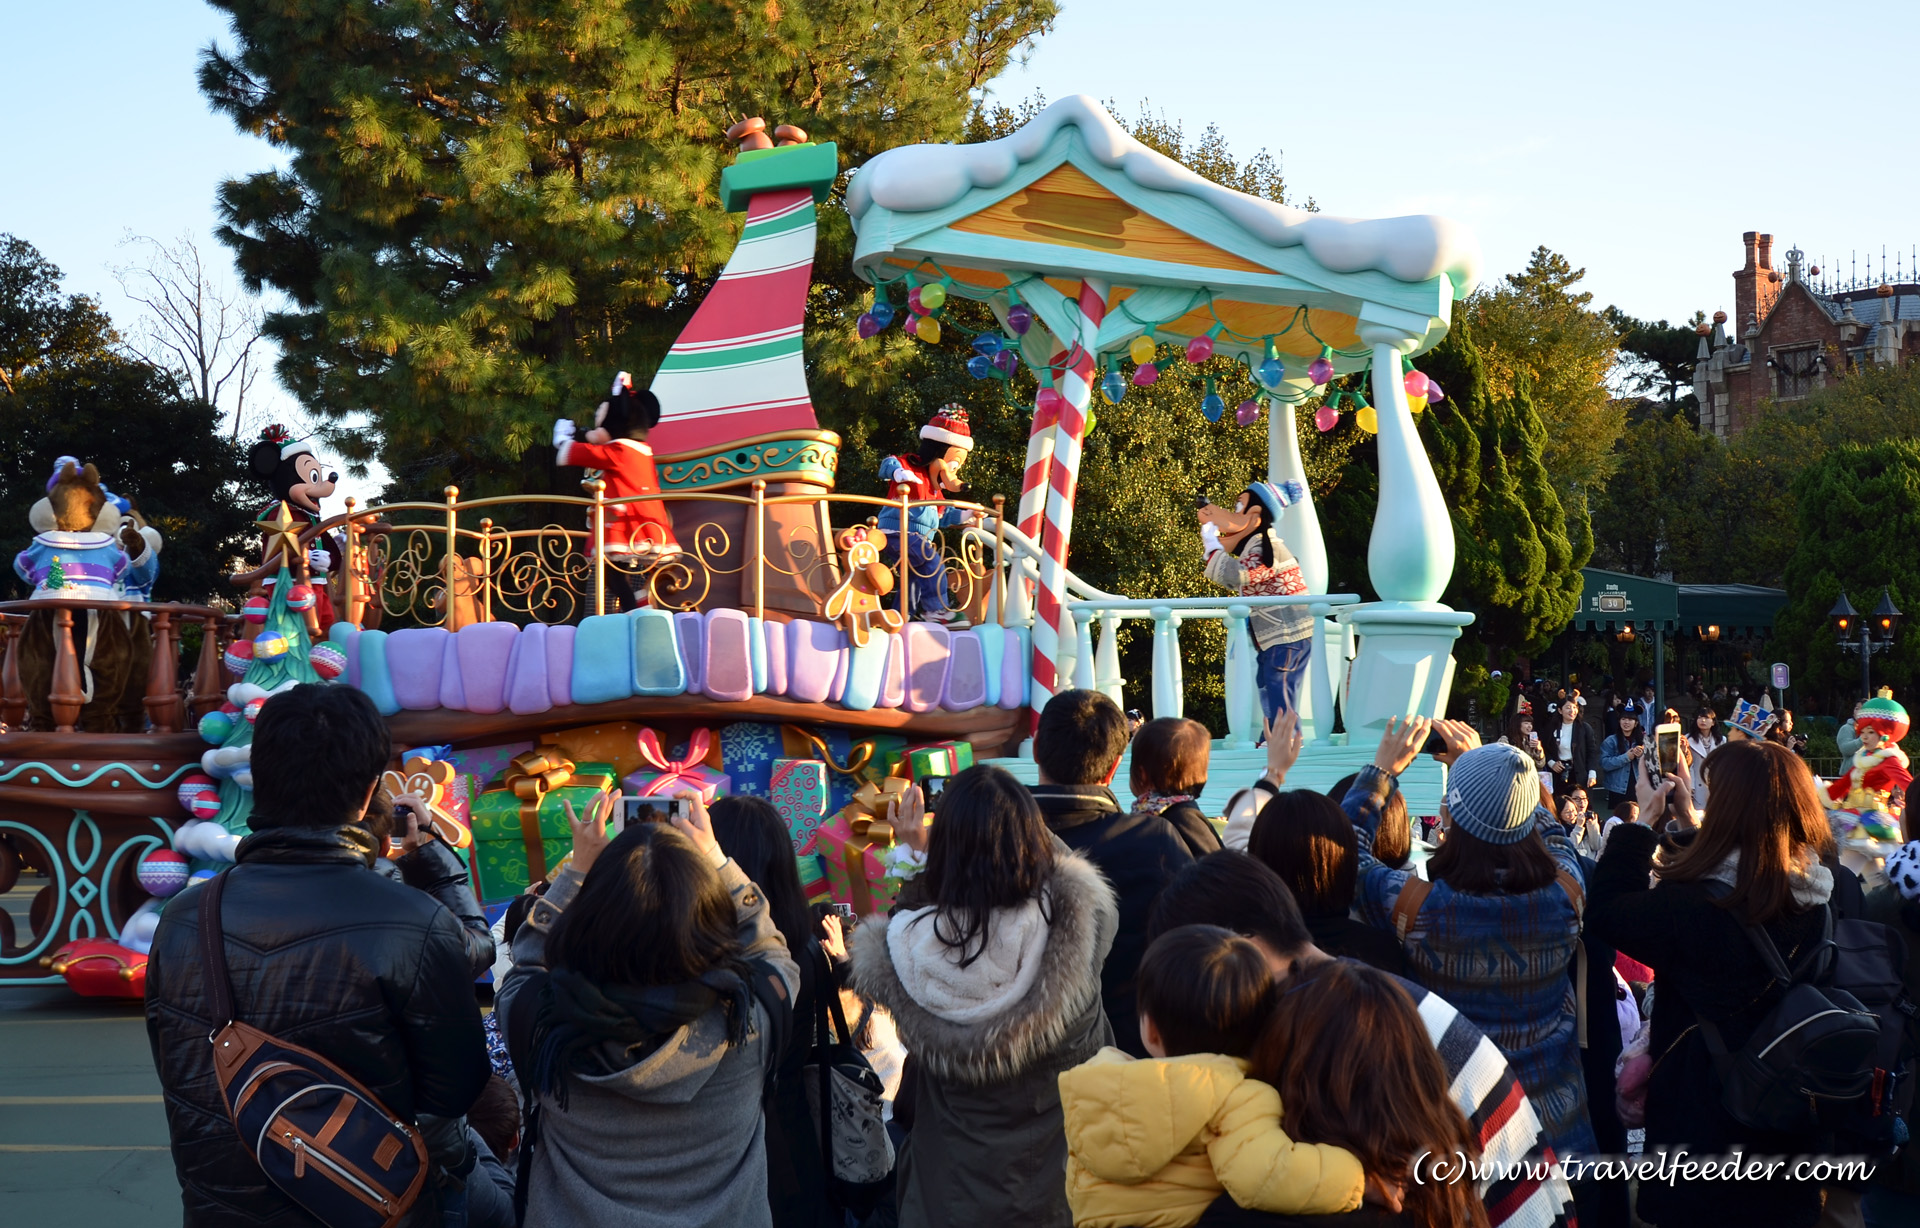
[846,97,1480,379]
[849,95,1480,294]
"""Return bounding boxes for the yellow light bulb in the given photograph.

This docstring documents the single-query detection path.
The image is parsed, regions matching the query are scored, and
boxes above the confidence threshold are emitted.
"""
[916,315,941,343]
[1356,404,1379,434]
[1407,394,1427,414]
[1129,336,1155,365]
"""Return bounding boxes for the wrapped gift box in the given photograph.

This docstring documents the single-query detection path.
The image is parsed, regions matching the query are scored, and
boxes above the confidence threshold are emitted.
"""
[796,849,832,905]
[812,778,915,917]
[624,762,730,806]
[624,727,729,806]
[470,753,617,902]
[770,758,830,853]
[720,721,783,797]
[782,726,910,811]
[884,739,975,781]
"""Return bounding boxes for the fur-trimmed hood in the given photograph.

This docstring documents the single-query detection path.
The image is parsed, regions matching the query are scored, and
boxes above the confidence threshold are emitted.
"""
[853,850,1117,1086]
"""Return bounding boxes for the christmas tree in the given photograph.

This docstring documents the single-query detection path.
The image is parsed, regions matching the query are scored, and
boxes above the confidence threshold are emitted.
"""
[175,504,337,865]
[43,554,67,592]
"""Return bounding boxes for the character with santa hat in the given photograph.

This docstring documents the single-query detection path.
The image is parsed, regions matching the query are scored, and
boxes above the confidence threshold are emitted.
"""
[875,405,979,624]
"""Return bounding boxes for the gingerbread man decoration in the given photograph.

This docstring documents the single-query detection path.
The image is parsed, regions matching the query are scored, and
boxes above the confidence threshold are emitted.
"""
[379,757,472,849]
[824,524,905,647]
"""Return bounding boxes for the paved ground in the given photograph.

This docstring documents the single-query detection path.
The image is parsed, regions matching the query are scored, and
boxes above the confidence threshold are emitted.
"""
[0,976,179,1226]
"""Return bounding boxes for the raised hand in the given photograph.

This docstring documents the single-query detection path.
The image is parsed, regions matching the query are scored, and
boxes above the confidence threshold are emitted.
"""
[1430,719,1481,767]
[671,789,724,863]
[1373,716,1433,778]
[561,791,617,875]
[1263,709,1303,783]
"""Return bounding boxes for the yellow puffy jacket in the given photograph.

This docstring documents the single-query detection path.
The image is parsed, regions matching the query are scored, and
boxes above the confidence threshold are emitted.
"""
[1058,1047,1364,1228]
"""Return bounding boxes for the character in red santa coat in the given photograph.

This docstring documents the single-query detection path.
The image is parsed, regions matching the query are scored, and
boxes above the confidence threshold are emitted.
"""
[553,372,681,610]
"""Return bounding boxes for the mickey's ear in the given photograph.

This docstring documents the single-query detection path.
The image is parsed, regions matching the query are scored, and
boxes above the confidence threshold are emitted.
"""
[633,388,662,430]
[248,441,281,477]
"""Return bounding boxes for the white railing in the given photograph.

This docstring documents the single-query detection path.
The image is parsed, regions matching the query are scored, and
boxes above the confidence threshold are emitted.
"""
[976,517,1359,745]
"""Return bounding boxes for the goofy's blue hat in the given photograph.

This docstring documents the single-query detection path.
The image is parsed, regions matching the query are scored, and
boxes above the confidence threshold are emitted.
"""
[1247,479,1308,522]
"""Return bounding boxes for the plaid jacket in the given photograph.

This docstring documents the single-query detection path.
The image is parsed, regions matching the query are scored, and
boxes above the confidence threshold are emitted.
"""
[1203,529,1313,648]
[1343,766,1597,1160]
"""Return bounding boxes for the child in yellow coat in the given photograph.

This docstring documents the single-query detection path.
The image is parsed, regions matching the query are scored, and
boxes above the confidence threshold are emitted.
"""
[1059,925,1365,1228]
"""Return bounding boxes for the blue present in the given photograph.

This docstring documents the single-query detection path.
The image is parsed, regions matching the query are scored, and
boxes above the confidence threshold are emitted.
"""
[719,722,783,797]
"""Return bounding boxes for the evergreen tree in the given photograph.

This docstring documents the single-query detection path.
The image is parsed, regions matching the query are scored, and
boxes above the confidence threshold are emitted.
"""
[0,235,257,601]
[199,0,1058,498]
[1774,441,1920,711]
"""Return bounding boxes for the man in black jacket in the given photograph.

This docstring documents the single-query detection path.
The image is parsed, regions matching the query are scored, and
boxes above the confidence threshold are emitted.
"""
[1028,689,1193,1056]
[145,684,492,1227]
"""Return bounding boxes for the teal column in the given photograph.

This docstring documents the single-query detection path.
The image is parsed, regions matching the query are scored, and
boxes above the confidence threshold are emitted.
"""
[1360,324,1454,604]
[1267,383,1329,595]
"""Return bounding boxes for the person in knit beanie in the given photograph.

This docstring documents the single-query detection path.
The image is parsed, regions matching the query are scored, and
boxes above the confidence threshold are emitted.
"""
[1333,719,1597,1164]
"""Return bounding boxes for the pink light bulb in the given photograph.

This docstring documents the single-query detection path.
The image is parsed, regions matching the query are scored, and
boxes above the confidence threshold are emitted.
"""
[1185,335,1214,363]
[1132,362,1159,386]
[1314,405,1339,432]
[1404,370,1430,399]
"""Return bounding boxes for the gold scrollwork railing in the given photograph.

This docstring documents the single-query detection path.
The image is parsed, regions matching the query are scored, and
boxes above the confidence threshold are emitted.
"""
[311,483,1009,630]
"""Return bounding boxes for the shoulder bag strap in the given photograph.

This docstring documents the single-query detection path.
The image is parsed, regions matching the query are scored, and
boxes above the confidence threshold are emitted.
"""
[1391,876,1433,943]
[196,869,237,1029]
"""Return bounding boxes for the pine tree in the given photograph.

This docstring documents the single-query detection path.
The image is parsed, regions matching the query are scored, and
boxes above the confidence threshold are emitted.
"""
[43,554,67,592]
[199,0,1058,498]
[1774,441,1920,711]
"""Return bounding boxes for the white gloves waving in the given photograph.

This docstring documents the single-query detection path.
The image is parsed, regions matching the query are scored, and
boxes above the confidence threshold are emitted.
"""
[551,418,577,449]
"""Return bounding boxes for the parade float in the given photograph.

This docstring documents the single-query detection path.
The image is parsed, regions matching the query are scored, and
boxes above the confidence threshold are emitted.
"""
[1,96,1477,995]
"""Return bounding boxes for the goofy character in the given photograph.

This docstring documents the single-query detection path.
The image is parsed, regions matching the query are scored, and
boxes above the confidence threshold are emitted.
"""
[875,405,977,624]
[1198,479,1313,725]
[553,371,681,611]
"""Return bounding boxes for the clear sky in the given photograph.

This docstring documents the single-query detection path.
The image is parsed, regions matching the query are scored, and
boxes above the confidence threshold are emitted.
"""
[4,0,1917,448]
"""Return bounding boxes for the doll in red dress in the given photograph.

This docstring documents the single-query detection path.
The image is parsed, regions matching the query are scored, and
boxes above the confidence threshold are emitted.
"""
[553,372,681,610]
[1825,689,1911,873]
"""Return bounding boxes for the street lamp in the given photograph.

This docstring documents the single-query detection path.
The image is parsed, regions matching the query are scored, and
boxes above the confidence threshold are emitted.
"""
[1830,589,1903,698]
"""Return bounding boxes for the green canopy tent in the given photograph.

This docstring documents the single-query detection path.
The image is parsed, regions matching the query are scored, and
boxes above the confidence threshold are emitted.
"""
[1566,569,1787,713]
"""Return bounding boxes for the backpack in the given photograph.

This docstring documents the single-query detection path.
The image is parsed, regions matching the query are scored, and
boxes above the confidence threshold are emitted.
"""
[198,870,430,1228]
[1698,884,1917,1146]
[801,947,894,1211]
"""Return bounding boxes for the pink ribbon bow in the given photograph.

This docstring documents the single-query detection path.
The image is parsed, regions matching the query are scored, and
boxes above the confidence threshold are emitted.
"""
[632,728,715,797]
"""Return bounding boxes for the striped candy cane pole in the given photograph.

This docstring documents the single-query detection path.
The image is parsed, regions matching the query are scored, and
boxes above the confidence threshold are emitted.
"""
[1029,278,1109,715]
[1014,360,1064,545]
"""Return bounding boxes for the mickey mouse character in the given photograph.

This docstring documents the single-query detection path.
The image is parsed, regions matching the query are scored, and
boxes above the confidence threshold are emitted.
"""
[1197,479,1313,725]
[875,405,979,624]
[552,371,681,611]
[248,425,342,626]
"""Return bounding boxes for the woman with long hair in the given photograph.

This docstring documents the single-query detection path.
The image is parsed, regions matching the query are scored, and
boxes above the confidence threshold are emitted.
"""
[852,764,1117,1227]
[1588,739,1841,1226]
[1599,710,1645,811]
[1246,791,1407,976]
[1686,706,1724,810]
[1338,718,1596,1162]
[497,793,798,1228]
[708,796,835,1228]
[1218,960,1489,1228]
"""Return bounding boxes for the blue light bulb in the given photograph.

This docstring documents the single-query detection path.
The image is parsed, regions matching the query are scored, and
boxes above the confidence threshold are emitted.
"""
[1102,370,1127,404]
[1258,356,1285,387]
[966,355,993,379]
[972,333,1004,356]
[869,299,895,328]
[1201,392,1226,423]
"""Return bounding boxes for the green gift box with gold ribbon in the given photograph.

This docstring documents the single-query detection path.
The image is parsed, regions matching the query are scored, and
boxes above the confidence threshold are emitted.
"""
[469,750,616,902]
[882,739,975,782]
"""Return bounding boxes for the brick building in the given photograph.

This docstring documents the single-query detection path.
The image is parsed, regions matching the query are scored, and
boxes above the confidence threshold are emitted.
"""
[1693,231,1920,436]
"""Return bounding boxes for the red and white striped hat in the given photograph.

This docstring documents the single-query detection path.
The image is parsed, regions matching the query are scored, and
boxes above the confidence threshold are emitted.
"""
[921,404,974,451]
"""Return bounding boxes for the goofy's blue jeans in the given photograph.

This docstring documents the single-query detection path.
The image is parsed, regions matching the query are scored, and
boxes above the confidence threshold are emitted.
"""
[1256,637,1313,728]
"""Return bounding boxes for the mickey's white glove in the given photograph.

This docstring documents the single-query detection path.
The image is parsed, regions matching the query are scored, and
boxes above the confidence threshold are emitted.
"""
[1200,522,1222,554]
[551,418,576,449]
[307,548,330,575]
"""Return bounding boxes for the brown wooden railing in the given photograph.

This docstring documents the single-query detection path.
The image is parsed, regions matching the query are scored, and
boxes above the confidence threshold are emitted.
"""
[0,601,238,733]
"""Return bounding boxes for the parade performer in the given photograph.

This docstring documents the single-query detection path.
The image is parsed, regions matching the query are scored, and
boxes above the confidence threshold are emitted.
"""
[248,426,343,627]
[553,371,680,611]
[1824,690,1911,875]
[1198,479,1313,724]
[875,404,978,624]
